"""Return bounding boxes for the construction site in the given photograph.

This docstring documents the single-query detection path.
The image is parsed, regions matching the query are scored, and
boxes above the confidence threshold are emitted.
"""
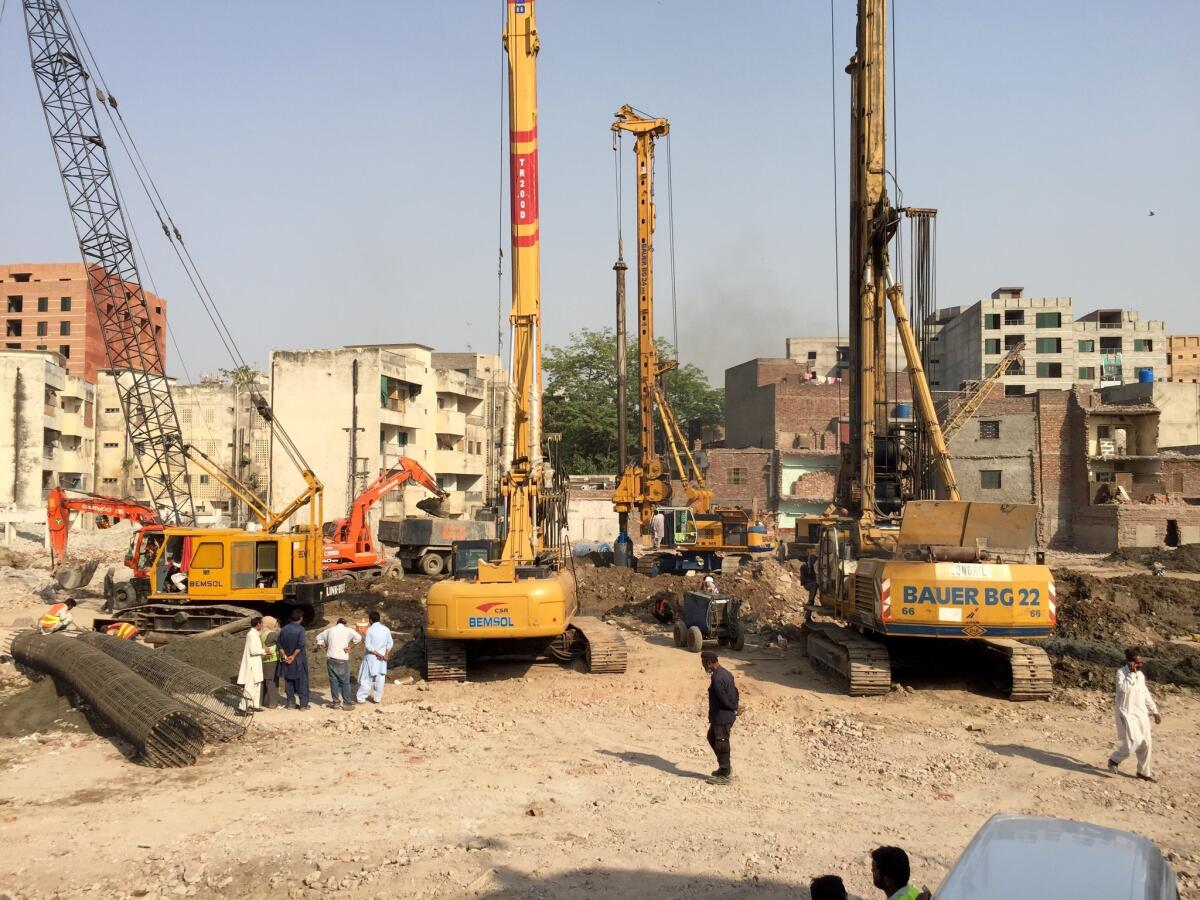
[0,1,1197,898]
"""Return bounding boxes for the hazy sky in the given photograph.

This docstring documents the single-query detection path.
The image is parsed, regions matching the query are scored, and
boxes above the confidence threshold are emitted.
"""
[1,1,1196,384]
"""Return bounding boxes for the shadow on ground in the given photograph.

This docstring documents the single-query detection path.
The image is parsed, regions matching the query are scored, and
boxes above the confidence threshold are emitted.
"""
[476,865,808,899]
[985,742,1108,777]
[596,748,709,781]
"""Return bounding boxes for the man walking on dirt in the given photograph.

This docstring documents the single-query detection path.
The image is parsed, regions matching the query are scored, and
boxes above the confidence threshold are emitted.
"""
[650,509,665,550]
[1108,648,1162,781]
[701,649,742,785]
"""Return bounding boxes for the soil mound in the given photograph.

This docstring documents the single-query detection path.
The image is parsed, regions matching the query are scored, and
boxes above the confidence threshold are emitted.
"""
[1106,544,1200,573]
[0,677,89,738]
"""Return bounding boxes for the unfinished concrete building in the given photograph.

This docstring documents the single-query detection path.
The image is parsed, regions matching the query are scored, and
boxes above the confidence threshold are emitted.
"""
[1167,335,1200,383]
[0,349,95,508]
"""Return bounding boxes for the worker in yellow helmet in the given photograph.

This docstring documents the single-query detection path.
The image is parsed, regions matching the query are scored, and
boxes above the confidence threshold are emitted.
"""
[39,598,78,635]
[103,621,139,640]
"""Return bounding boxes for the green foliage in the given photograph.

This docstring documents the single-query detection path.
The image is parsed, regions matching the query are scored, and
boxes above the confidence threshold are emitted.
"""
[218,365,259,386]
[543,328,724,475]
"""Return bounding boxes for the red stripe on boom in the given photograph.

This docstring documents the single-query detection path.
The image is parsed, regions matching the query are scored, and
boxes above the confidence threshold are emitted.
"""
[510,150,539,229]
[510,127,537,143]
[514,230,540,248]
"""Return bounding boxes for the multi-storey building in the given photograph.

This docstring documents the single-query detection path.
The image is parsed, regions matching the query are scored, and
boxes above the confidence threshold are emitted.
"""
[1,262,168,383]
[94,371,270,524]
[784,328,901,381]
[268,344,493,529]
[1166,335,1200,383]
[0,349,95,508]
[928,287,1167,395]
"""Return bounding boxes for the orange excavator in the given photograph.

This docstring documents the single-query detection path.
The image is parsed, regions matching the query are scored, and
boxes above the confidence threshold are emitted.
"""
[47,486,161,568]
[322,457,449,581]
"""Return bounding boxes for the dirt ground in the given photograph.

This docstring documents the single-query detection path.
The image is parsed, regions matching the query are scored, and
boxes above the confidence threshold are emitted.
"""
[1,531,1198,898]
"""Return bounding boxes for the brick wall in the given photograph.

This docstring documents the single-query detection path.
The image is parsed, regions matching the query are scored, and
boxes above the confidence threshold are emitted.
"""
[702,447,773,510]
[1160,456,1200,498]
[1074,504,1200,552]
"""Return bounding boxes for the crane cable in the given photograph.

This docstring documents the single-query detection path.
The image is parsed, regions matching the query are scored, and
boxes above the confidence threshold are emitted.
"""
[828,0,844,420]
[60,0,311,476]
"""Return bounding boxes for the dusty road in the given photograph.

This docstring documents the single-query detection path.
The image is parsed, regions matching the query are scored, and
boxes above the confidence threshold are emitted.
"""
[2,598,1198,900]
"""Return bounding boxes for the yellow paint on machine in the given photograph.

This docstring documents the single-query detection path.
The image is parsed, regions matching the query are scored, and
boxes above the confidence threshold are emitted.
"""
[426,570,577,640]
[857,558,1056,636]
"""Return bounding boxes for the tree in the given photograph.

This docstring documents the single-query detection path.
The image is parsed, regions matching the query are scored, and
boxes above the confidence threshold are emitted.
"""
[543,328,724,475]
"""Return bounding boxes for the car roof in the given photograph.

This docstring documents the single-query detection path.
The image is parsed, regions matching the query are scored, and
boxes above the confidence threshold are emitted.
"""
[936,814,1178,900]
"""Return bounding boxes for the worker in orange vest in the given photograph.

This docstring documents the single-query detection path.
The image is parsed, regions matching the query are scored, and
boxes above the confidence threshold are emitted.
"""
[39,598,77,635]
[104,621,139,640]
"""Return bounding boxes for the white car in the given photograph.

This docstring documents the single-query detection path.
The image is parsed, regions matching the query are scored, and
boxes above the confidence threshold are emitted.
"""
[936,814,1179,900]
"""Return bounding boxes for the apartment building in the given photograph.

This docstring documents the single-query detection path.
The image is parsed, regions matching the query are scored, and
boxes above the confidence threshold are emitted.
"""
[94,371,271,523]
[1,262,168,383]
[268,345,493,528]
[1167,335,1200,383]
[928,287,1167,395]
[0,349,95,508]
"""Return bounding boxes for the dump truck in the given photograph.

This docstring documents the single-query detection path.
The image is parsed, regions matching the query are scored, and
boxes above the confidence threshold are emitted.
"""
[377,517,497,576]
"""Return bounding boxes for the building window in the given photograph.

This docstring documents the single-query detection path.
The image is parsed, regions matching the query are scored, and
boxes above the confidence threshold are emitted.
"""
[807,351,817,361]
[984,314,1000,330]
[1134,339,1154,352]
[1136,367,1154,381]
[102,477,118,485]
[728,467,747,485]
[59,344,70,358]
[1035,312,1062,328]
[1035,337,1061,354]
[132,478,144,492]
[104,407,119,414]
[5,343,19,350]
[199,475,210,485]
[181,409,192,424]
[1099,337,1122,352]
[36,321,47,336]
[979,420,1000,440]
[103,442,118,448]
[59,321,71,336]
[5,319,20,337]
[984,363,999,376]
[1097,425,1112,439]
[36,344,47,351]
[36,297,48,312]
[1036,362,1063,378]
[6,297,21,313]
[1078,339,1095,353]
[1004,334,1024,351]
[984,339,1001,355]
[980,470,1003,489]
[1004,310,1024,326]
[60,297,71,311]
[1078,367,1096,380]
[1004,384,1025,397]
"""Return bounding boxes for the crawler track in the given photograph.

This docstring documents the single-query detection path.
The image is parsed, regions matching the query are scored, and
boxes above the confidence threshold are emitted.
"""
[805,623,892,696]
[981,638,1053,701]
[424,636,467,682]
[570,616,628,674]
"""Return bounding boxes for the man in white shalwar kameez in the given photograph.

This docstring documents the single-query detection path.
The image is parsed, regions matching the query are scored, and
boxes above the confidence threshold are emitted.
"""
[237,616,266,712]
[356,611,394,704]
[1108,648,1162,781]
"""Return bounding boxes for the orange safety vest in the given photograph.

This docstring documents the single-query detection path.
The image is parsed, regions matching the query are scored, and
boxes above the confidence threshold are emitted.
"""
[104,622,139,640]
[39,603,69,631]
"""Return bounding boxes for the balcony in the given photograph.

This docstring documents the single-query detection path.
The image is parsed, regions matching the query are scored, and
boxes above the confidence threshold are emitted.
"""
[435,448,485,476]
[436,409,466,436]
[465,414,485,428]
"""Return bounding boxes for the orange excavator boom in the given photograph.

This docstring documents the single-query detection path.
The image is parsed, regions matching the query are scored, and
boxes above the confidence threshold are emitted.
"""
[47,486,160,566]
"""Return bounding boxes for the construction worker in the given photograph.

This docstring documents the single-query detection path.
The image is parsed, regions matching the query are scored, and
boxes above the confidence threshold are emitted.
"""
[103,621,139,640]
[39,598,77,634]
[701,649,742,785]
[650,509,666,550]
[801,554,819,605]
[701,574,718,593]
[870,846,929,900]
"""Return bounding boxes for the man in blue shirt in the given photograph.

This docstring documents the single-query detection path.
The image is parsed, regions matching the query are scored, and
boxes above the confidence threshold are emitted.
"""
[277,609,310,710]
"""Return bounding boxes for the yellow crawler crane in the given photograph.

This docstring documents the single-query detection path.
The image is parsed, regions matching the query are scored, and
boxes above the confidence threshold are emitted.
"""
[807,0,1056,700]
[423,0,626,681]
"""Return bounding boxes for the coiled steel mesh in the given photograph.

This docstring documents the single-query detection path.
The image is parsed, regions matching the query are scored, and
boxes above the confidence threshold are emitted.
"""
[78,632,248,742]
[11,632,204,768]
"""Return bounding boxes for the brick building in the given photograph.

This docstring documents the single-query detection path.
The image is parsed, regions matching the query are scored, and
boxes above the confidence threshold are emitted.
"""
[1167,335,1200,383]
[1,262,168,384]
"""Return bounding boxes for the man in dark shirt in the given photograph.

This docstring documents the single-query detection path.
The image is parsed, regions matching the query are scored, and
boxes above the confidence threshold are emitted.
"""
[702,649,742,785]
[277,609,311,711]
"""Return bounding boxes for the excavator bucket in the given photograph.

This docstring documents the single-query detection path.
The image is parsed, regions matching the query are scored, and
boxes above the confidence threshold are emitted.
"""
[415,496,449,518]
[53,558,100,590]
[898,500,1038,551]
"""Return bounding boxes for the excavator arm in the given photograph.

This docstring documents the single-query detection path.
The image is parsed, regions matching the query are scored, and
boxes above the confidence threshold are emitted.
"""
[47,486,159,565]
[340,458,448,547]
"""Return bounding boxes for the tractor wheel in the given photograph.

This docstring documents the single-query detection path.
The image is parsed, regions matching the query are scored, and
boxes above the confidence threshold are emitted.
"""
[686,626,704,653]
[381,561,404,581]
[420,553,446,577]
[729,620,746,652]
[672,621,686,647]
[341,570,360,583]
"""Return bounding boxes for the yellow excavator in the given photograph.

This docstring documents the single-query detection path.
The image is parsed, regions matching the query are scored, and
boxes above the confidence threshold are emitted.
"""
[609,105,773,576]
[422,0,626,681]
[806,0,1056,700]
